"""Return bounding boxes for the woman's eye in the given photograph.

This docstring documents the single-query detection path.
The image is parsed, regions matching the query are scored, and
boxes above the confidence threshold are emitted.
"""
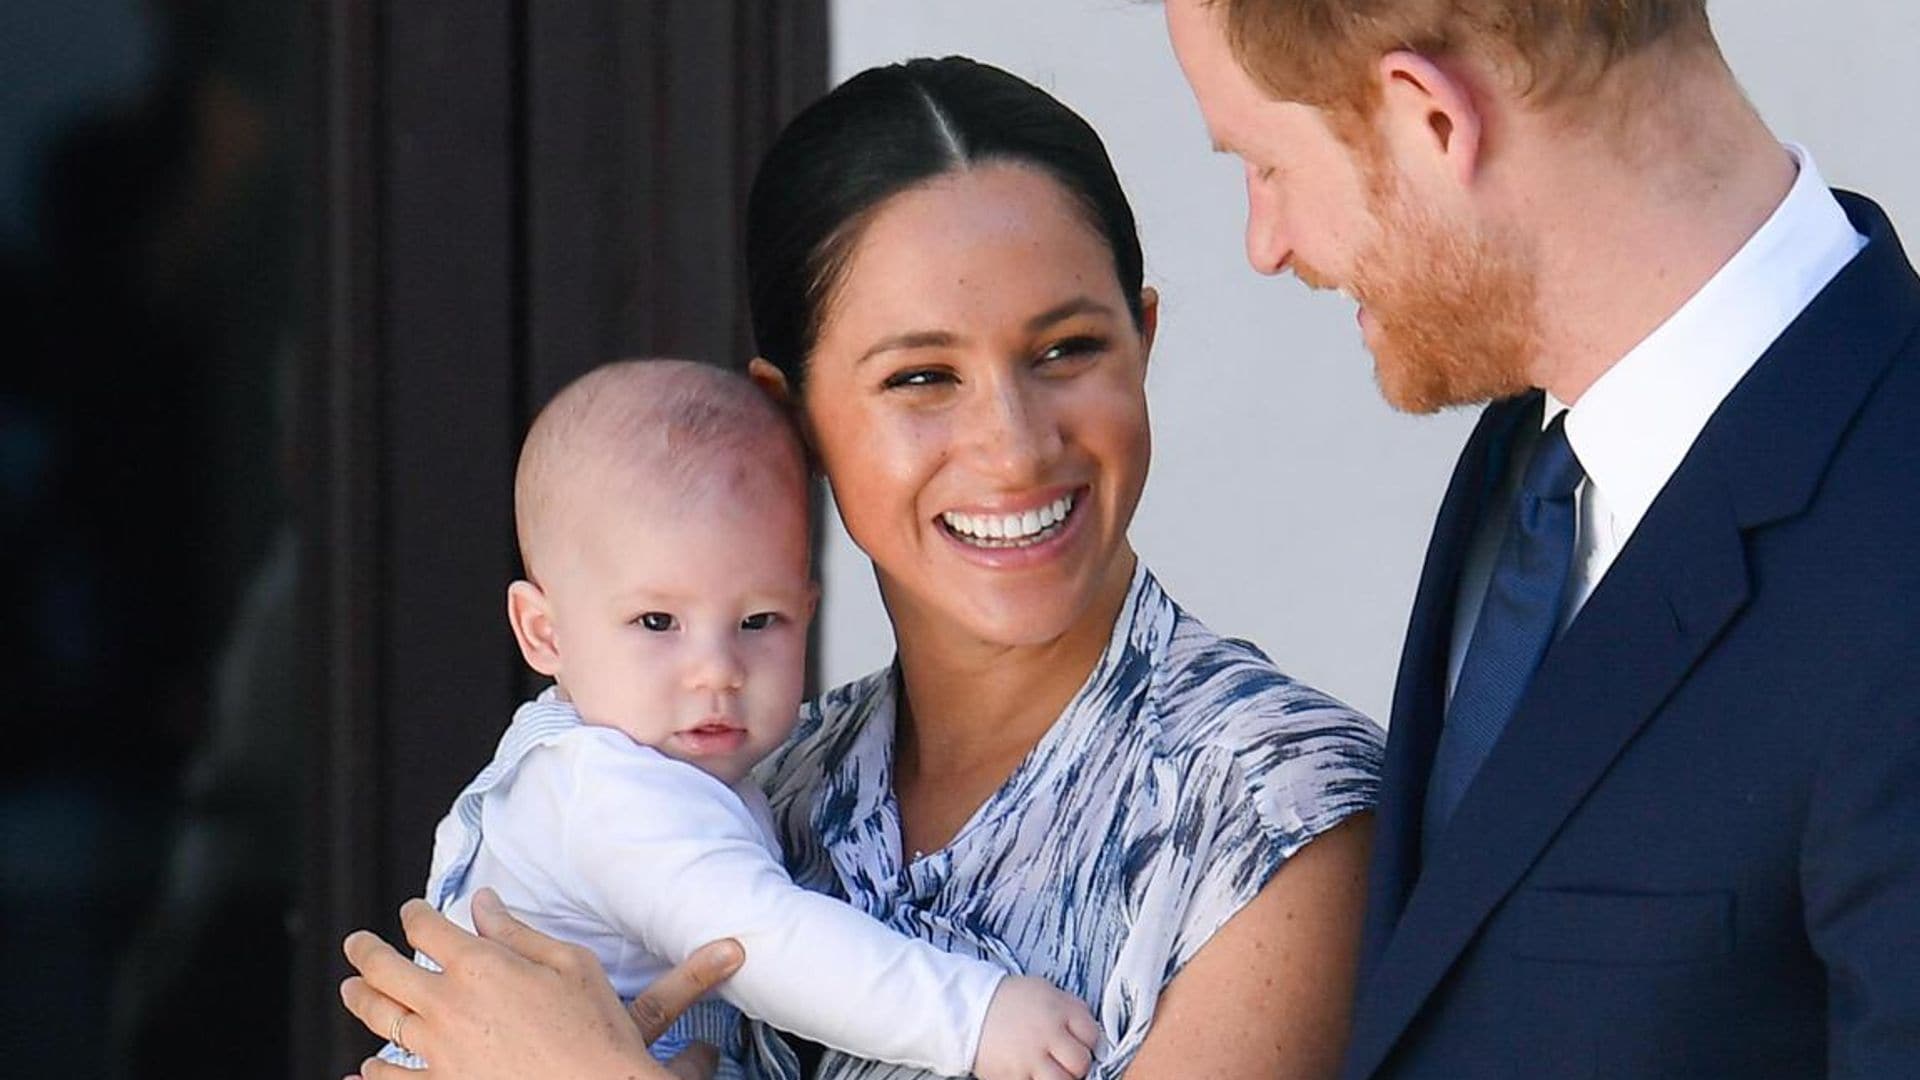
[634,612,676,632]
[882,368,955,390]
[1039,336,1107,366]
[740,612,782,631]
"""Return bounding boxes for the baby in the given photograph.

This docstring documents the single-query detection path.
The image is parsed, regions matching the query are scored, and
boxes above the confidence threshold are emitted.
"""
[382,360,1097,1078]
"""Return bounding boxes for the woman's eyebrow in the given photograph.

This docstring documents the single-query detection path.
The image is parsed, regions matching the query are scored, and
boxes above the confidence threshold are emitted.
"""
[857,330,957,366]
[1026,296,1116,333]
[855,298,1114,366]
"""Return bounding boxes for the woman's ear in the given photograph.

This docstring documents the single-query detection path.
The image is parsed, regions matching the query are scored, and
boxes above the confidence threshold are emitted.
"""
[1375,49,1485,190]
[747,357,792,403]
[1138,285,1161,364]
[507,579,562,677]
[749,355,820,458]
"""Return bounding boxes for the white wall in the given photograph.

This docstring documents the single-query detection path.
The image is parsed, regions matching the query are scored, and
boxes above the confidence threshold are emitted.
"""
[820,0,1920,722]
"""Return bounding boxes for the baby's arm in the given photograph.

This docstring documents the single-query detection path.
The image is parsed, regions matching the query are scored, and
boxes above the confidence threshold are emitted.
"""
[560,748,1095,1078]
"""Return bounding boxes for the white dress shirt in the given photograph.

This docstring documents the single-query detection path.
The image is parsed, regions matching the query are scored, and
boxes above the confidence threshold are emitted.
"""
[1447,145,1867,701]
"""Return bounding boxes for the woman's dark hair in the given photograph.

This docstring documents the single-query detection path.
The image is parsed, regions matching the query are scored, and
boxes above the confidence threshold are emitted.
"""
[746,57,1146,391]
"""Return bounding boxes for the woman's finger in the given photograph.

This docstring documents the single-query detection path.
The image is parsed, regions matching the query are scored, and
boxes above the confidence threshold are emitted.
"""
[662,1041,720,1080]
[465,887,585,972]
[627,939,745,1043]
[338,975,411,1045]
[342,930,435,1009]
[396,896,497,973]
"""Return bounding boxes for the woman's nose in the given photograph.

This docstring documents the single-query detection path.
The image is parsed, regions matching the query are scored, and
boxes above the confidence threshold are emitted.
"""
[1244,165,1293,276]
[965,377,1060,481]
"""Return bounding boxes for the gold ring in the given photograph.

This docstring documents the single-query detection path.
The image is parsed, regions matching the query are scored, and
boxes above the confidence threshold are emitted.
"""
[390,1011,411,1054]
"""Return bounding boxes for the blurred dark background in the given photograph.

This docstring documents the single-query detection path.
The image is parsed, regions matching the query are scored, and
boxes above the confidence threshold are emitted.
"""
[0,2,824,1074]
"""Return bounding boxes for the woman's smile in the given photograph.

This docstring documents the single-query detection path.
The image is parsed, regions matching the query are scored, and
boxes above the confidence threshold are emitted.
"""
[938,485,1085,551]
[803,163,1155,648]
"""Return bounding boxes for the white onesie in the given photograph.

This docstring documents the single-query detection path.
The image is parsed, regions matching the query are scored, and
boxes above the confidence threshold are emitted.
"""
[382,690,1005,1076]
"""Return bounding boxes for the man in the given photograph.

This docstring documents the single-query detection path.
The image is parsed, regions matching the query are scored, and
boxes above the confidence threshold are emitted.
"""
[1163,0,1920,1076]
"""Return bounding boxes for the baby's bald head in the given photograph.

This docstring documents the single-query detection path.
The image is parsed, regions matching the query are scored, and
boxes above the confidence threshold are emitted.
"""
[514,359,807,584]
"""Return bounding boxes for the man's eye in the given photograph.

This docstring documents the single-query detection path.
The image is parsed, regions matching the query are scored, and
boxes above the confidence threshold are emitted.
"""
[740,612,781,631]
[634,612,675,632]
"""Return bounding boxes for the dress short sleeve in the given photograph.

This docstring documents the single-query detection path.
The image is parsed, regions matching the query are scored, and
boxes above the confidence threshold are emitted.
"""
[1164,691,1383,974]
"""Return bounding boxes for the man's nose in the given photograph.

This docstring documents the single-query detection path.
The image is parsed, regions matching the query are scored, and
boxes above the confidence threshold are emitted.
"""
[1244,165,1293,276]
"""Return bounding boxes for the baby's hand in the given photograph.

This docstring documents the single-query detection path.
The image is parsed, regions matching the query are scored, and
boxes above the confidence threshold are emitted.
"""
[971,974,1099,1080]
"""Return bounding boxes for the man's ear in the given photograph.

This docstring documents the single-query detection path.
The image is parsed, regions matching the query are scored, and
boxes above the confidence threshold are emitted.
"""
[747,357,792,403]
[507,579,562,677]
[1376,50,1485,189]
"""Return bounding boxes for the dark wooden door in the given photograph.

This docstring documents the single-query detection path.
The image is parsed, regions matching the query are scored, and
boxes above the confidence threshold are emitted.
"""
[300,4,825,1071]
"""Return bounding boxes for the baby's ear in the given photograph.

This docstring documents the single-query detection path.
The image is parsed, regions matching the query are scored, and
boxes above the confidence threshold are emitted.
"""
[506,580,562,676]
[746,356,792,403]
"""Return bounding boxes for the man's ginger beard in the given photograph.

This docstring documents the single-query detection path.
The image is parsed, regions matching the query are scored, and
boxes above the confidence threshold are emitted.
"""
[1295,146,1541,414]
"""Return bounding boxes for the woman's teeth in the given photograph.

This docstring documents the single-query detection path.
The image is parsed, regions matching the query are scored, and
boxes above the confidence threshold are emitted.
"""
[940,493,1077,548]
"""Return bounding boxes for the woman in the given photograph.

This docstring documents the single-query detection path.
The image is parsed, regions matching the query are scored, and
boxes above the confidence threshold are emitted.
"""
[341,57,1382,1079]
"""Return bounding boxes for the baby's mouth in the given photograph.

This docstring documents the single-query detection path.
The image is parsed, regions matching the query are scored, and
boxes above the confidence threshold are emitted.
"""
[938,490,1080,549]
[674,721,748,755]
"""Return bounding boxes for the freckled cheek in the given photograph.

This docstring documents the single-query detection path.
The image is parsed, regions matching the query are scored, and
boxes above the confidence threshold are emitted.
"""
[824,413,952,551]
[1068,376,1150,446]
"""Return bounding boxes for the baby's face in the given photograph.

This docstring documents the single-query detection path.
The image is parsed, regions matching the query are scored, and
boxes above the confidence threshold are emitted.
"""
[544,480,813,785]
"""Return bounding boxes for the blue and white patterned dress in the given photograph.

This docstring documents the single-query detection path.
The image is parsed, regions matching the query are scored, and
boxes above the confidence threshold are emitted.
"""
[750,565,1384,1079]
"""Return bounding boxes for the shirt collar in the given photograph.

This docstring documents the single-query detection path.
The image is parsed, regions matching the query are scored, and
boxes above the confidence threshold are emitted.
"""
[1547,144,1866,536]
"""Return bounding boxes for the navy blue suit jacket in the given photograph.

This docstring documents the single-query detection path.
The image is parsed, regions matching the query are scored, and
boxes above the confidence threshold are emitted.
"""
[1344,192,1920,1079]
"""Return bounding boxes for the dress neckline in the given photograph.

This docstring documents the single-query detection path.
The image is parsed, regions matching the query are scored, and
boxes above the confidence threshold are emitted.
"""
[826,564,1170,885]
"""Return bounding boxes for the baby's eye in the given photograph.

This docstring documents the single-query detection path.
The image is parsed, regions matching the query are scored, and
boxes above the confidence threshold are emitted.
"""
[740,612,782,631]
[633,612,676,632]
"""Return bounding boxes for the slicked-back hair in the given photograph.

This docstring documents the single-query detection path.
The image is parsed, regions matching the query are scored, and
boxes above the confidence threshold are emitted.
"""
[1206,0,1714,113]
[745,56,1145,392]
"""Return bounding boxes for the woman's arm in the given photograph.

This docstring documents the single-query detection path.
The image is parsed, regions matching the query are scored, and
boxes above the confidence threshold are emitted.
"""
[1122,814,1372,1080]
[337,888,741,1080]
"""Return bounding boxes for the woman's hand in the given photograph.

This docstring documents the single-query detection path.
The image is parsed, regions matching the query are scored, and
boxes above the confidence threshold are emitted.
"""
[338,887,744,1079]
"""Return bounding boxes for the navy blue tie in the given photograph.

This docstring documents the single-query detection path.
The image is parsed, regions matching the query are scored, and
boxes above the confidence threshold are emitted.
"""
[1423,412,1586,857]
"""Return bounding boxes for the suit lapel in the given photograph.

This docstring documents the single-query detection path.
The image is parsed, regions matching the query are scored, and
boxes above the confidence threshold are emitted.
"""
[1361,394,1538,973]
[1345,191,1920,1079]
[1347,462,1751,1078]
